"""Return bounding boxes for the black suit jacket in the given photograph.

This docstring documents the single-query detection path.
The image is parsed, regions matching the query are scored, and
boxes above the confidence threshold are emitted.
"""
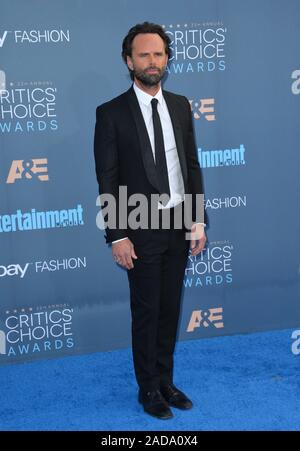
[94,86,206,243]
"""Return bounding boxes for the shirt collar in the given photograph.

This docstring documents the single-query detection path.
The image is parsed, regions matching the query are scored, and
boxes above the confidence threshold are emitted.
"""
[133,82,163,107]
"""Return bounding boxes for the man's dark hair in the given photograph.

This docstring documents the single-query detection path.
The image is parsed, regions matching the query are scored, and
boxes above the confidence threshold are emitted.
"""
[122,22,171,79]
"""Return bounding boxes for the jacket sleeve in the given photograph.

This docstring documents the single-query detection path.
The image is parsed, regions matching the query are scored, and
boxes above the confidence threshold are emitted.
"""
[94,105,128,243]
[184,97,208,225]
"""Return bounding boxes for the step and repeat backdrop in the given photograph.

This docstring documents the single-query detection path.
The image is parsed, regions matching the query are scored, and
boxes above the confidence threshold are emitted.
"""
[1,0,300,363]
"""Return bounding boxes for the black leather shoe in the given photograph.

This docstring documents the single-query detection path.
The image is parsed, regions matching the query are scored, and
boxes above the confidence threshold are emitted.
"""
[138,389,173,419]
[160,383,193,410]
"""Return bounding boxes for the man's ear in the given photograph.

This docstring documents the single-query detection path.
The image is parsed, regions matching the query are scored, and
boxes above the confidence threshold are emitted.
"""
[126,56,133,71]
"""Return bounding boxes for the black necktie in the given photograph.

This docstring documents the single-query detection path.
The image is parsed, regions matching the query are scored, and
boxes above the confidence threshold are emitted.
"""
[151,98,171,203]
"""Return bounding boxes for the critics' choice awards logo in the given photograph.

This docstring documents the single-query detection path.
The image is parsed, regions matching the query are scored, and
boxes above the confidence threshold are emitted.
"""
[0,306,74,357]
[184,240,233,288]
[0,29,70,47]
[291,70,300,95]
[0,70,58,133]
[163,21,227,75]
[6,158,49,183]
[187,307,224,332]
[0,257,87,279]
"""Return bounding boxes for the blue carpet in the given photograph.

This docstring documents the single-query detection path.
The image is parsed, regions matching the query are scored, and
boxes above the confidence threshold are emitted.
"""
[0,328,299,431]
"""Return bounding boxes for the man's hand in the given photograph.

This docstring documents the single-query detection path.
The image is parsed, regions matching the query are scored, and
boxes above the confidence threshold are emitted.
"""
[112,238,138,270]
[190,223,207,256]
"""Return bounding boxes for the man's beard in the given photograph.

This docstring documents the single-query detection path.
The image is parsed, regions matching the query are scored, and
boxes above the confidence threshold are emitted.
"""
[133,66,166,87]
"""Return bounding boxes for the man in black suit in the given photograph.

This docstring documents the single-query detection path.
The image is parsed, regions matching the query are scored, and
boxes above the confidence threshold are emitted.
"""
[94,22,206,419]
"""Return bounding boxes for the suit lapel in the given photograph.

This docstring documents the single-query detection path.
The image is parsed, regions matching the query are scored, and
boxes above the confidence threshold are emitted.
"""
[126,87,159,191]
[126,86,189,192]
[162,90,188,190]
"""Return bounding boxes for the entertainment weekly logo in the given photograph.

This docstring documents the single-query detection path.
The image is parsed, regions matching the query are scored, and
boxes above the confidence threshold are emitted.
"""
[184,240,233,288]
[198,144,246,168]
[0,306,74,357]
[163,21,227,75]
[0,70,59,134]
[0,29,70,47]
[0,204,84,233]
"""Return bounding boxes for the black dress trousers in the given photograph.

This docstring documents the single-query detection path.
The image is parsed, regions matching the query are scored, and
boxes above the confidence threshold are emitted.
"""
[127,202,190,392]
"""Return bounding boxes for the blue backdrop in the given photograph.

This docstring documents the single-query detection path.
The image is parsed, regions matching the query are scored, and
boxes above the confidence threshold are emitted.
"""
[1,0,300,363]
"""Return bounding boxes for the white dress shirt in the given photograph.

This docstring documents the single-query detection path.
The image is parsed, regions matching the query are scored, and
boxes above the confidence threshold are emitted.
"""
[133,82,185,210]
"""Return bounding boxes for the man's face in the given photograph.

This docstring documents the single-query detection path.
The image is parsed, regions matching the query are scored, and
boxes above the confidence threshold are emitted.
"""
[126,33,168,87]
